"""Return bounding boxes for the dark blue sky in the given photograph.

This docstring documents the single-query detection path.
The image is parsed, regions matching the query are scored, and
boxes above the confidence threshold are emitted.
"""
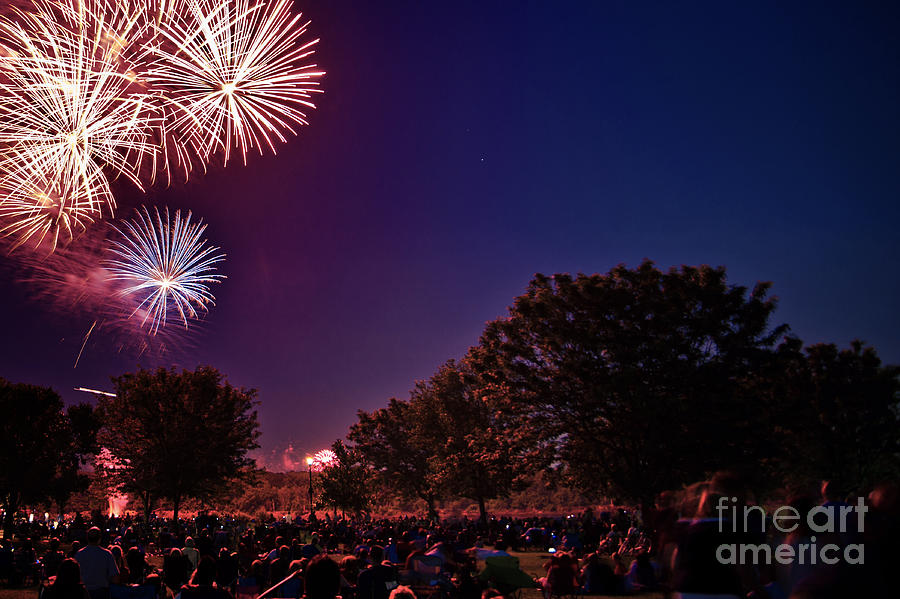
[2,0,898,467]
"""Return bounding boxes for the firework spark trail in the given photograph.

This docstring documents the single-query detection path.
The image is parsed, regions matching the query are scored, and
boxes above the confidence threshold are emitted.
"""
[3,225,199,358]
[48,0,196,184]
[105,205,225,335]
[0,0,324,230]
[74,318,97,368]
[1,227,196,357]
[144,0,324,167]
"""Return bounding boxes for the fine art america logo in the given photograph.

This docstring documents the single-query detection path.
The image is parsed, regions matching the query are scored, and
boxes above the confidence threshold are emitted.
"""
[715,496,866,565]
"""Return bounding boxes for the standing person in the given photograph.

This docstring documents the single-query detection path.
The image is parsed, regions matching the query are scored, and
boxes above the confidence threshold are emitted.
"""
[75,527,119,599]
[163,548,191,593]
[183,537,200,571]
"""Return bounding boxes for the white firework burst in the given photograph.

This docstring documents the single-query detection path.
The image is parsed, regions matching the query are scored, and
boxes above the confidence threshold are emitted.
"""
[144,0,324,166]
[0,0,158,209]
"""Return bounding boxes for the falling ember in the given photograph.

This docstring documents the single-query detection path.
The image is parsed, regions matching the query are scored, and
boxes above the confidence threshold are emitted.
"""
[74,319,97,368]
[74,386,116,397]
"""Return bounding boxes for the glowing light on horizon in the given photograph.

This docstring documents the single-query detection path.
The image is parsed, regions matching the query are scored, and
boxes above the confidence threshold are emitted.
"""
[105,206,225,335]
[95,446,129,516]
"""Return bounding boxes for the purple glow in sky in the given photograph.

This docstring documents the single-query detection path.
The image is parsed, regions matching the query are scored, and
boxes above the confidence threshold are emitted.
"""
[1,1,898,470]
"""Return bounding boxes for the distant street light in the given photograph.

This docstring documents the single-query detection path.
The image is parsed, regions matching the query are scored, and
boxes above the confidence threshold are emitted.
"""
[306,456,314,516]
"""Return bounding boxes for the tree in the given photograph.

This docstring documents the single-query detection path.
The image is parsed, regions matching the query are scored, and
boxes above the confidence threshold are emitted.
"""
[98,366,260,524]
[778,341,900,493]
[470,261,788,511]
[0,379,95,536]
[317,440,371,516]
[49,403,100,514]
[409,360,523,526]
[349,398,443,519]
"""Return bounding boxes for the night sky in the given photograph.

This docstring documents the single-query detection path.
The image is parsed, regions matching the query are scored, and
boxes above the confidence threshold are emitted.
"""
[1,0,898,469]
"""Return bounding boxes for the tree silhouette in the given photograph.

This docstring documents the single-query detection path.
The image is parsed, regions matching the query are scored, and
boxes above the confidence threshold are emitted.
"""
[410,360,523,526]
[317,440,371,516]
[778,340,900,492]
[350,398,443,519]
[471,261,788,511]
[98,366,260,524]
[0,379,95,536]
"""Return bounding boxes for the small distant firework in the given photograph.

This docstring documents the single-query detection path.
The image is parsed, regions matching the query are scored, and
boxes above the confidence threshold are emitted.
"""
[105,206,225,335]
[309,448,336,471]
[145,0,324,166]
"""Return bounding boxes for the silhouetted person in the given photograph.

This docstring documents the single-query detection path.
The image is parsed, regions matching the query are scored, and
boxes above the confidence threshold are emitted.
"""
[42,538,65,578]
[304,555,342,599]
[164,547,190,591]
[125,546,150,584]
[43,558,91,599]
[75,527,119,599]
[180,556,234,599]
[357,546,397,599]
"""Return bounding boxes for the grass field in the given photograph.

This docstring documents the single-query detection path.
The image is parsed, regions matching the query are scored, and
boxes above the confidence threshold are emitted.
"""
[0,551,664,599]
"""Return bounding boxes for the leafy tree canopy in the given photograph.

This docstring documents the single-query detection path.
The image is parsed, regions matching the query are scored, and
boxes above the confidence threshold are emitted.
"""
[98,366,260,523]
[470,260,788,508]
[0,378,96,535]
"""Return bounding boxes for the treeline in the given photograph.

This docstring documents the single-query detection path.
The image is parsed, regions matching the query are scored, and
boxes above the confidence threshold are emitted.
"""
[3,261,899,531]
[219,470,591,519]
[1,366,260,536]
[317,260,900,523]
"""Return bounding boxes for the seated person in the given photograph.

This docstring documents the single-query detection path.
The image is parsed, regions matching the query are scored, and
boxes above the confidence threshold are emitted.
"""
[540,553,578,599]
[624,552,657,592]
[179,556,234,599]
[42,538,66,578]
[43,558,91,599]
[305,556,342,599]
[359,547,398,599]
[579,552,617,595]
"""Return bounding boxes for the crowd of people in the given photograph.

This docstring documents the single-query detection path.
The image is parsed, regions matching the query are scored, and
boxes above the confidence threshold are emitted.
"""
[0,475,897,599]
